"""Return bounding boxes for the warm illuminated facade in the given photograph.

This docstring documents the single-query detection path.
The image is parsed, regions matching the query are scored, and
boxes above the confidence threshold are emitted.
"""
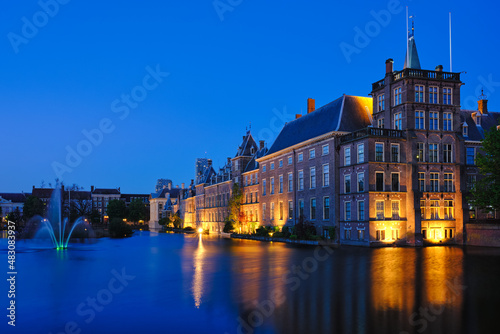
[175,32,499,246]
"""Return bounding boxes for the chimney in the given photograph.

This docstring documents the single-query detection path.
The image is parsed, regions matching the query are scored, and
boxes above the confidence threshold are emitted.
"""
[181,183,185,189]
[191,179,194,185]
[207,159,212,167]
[307,98,315,114]
[478,98,488,114]
[385,58,393,74]
[435,65,443,72]
[33,185,35,190]
[91,185,94,192]
[168,182,172,190]
[259,140,265,149]
[163,185,167,189]
[227,157,231,164]
[295,114,302,119]
[176,185,179,189]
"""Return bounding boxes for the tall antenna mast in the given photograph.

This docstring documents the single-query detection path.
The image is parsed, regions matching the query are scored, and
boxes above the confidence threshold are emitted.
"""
[449,12,453,72]
[406,6,409,68]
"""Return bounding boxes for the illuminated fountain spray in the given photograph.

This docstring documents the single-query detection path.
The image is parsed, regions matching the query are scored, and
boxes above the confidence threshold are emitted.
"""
[38,185,87,250]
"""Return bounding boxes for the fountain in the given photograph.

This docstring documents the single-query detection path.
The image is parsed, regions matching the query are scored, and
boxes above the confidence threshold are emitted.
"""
[35,185,89,249]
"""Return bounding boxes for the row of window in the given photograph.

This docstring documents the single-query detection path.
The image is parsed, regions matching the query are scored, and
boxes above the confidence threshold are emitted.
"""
[262,164,330,195]
[244,174,259,186]
[262,197,331,221]
[377,86,453,111]
[262,146,330,172]
[342,228,400,241]
[418,173,454,192]
[416,143,454,163]
[415,111,453,131]
[205,193,230,208]
[420,200,454,220]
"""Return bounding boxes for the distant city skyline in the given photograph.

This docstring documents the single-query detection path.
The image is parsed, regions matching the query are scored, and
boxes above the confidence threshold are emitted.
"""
[2,0,499,193]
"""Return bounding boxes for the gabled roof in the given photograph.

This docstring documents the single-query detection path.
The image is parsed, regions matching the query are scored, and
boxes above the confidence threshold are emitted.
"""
[0,193,29,203]
[151,188,182,200]
[244,146,268,173]
[460,110,500,141]
[32,188,54,199]
[235,131,258,157]
[266,95,372,156]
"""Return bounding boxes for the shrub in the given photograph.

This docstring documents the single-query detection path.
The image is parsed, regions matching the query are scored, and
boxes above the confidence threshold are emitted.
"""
[255,226,269,237]
[282,226,292,238]
[273,232,284,238]
[183,226,194,231]
[294,216,316,240]
[328,227,336,240]
[223,220,235,233]
[289,235,298,240]
[109,218,133,238]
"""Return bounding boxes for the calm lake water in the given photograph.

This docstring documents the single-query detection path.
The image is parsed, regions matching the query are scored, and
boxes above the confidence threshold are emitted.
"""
[1,232,500,334]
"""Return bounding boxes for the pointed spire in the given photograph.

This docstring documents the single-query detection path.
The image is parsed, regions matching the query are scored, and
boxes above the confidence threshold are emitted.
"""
[404,16,421,69]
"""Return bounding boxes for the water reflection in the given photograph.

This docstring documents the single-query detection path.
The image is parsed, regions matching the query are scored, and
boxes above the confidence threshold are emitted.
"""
[192,234,205,308]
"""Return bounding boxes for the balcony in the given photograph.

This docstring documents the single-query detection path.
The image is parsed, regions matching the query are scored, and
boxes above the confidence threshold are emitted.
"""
[340,127,405,144]
[371,69,461,91]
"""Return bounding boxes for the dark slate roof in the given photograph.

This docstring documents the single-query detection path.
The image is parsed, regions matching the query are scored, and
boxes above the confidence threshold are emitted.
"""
[151,188,182,200]
[460,110,500,141]
[197,166,216,185]
[244,147,269,173]
[266,95,372,156]
[236,131,258,157]
[32,188,55,199]
[120,194,150,202]
[0,193,29,203]
[404,33,421,69]
[92,188,120,195]
[68,191,91,200]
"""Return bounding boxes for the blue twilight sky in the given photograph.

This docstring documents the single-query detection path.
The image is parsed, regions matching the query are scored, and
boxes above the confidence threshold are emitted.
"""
[1,0,499,194]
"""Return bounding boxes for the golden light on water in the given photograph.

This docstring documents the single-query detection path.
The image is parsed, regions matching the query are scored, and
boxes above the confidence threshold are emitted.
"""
[192,234,205,308]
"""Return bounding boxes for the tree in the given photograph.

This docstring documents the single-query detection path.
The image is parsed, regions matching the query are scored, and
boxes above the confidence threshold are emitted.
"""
[223,218,234,233]
[6,208,22,225]
[107,200,127,220]
[128,198,147,223]
[109,218,133,238]
[170,213,183,229]
[158,217,170,226]
[470,125,500,212]
[23,195,44,220]
[228,183,244,231]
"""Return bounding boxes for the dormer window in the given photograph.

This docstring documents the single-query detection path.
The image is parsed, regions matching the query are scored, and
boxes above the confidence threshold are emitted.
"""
[250,147,255,155]
[463,123,468,137]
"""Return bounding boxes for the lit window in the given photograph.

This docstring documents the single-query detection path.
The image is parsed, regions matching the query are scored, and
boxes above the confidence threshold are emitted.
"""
[392,201,400,219]
[420,200,426,219]
[310,167,316,189]
[345,147,351,165]
[430,200,440,219]
[357,144,364,163]
[417,142,425,162]
[394,112,402,130]
[415,85,424,102]
[376,201,384,220]
[415,111,425,129]
[463,124,468,137]
[288,201,293,220]
[429,87,438,104]
[392,229,399,240]
[279,202,283,220]
[358,229,365,240]
[429,112,439,130]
